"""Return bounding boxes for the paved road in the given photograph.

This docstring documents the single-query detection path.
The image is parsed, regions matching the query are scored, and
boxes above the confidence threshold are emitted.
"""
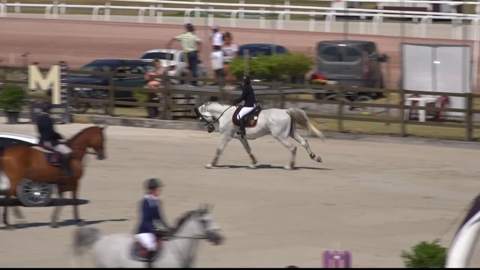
[0,123,478,267]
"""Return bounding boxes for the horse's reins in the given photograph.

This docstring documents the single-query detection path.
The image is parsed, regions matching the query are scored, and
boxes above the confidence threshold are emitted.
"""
[196,104,233,125]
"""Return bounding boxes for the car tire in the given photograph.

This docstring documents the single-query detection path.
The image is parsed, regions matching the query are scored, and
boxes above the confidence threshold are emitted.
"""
[16,178,53,207]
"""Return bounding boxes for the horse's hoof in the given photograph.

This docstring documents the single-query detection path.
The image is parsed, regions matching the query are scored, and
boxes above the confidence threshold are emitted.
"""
[248,164,257,169]
[76,219,85,226]
[283,166,293,170]
[50,222,59,228]
[205,164,214,169]
[316,157,322,163]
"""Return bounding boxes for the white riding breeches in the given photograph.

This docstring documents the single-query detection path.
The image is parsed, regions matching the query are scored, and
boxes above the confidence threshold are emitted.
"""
[135,233,157,251]
[44,142,72,155]
[237,106,255,119]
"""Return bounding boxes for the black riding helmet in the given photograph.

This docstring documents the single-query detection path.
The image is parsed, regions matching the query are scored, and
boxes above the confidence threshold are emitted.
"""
[146,178,164,190]
[242,76,251,85]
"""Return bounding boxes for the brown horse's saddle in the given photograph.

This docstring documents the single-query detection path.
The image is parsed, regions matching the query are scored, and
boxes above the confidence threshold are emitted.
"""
[232,105,262,128]
[130,238,163,262]
[31,145,62,167]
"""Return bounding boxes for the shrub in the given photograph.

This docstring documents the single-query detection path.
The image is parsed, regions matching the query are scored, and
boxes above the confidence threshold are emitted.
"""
[401,240,447,268]
[133,90,149,103]
[229,52,313,82]
[0,84,26,112]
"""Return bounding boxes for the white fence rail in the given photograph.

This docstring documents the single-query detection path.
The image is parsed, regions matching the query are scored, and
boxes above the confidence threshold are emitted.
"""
[1,1,480,40]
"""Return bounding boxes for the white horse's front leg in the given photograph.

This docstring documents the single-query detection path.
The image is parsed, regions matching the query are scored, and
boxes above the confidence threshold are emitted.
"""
[239,138,258,169]
[273,136,297,170]
[206,133,233,169]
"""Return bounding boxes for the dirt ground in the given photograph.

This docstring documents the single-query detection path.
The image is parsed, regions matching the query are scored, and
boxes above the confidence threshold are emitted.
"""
[0,17,479,89]
[0,123,478,267]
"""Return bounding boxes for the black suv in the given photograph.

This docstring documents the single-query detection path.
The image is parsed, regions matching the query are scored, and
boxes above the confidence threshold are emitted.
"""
[312,40,388,98]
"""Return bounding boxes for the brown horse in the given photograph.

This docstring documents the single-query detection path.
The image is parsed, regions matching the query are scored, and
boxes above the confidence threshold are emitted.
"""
[0,125,107,229]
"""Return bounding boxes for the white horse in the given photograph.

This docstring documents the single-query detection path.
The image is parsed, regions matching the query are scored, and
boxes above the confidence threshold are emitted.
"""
[194,102,325,170]
[71,205,224,268]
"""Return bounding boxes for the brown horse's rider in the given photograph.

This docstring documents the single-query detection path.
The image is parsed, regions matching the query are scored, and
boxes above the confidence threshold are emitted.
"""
[36,102,73,177]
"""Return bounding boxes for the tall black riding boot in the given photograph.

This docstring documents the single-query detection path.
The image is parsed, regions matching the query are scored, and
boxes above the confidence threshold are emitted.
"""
[238,119,246,137]
[61,154,73,177]
[146,250,156,268]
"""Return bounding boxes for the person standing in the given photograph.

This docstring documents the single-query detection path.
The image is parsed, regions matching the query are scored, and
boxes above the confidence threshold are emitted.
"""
[211,45,225,85]
[166,23,202,87]
[210,25,223,50]
[221,32,239,90]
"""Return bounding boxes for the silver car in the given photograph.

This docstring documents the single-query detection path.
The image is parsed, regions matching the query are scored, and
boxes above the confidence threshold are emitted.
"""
[139,49,209,85]
[0,132,54,207]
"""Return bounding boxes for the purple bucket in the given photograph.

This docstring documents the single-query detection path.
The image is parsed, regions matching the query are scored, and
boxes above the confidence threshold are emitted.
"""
[323,250,351,268]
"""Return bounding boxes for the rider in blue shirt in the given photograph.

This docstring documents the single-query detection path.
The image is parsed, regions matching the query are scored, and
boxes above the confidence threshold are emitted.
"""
[134,178,172,267]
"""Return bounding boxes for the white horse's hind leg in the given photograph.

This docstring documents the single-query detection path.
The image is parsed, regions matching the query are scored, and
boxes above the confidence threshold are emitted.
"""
[239,138,258,169]
[206,133,233,169]
[290,129,322,163]
[272,136,297,170]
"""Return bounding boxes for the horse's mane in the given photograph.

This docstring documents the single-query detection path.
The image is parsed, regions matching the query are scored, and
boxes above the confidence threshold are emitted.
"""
[173,208,207,233]
[68,126,98,142]
[204,101,230,107]
[174,210,196,230]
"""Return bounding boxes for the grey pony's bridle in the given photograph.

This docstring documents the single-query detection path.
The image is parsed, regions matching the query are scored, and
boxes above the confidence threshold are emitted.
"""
[168,211,219,268]
[194,103,233,133]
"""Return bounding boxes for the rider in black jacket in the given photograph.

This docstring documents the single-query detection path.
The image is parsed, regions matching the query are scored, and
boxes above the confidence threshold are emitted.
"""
[36,102,73,177]
[233,76,257,136]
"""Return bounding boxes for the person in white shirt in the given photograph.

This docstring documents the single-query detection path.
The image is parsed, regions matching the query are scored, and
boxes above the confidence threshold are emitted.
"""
[211,25,223,49]
[221,32,239,90]
[211,45,225,85]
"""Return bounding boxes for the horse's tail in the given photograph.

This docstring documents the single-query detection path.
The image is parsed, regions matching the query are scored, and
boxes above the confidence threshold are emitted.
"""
[71,226,102,267]
[287,108,325,142]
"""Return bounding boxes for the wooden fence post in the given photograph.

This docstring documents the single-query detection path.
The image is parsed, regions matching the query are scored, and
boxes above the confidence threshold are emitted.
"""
[1,66,7,84]
[108,73,115,116]
[162,73,172,120]
[278,82,285,109]
[218,78,225,101]
[337,86,344,132]
[400,88,406,137]
[243,49,249,76]
[465,93,473,141]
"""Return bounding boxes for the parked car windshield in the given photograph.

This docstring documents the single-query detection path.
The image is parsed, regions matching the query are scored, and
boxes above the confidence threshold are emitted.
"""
[319,45,362,62]
[80,63,116,72]
[140,52,177,61]
[238,45,289,57]
[71,63,117,77]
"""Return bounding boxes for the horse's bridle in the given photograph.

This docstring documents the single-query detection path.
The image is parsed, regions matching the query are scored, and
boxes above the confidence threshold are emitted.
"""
[168,211,221,268]
[194,104,233,133]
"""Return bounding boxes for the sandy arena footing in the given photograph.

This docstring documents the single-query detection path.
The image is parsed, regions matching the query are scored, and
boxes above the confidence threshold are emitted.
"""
[0,123,478,267]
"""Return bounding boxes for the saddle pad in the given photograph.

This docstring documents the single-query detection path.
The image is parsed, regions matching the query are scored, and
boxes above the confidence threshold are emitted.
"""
[31,146,54,153]
[130,242,162,262]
